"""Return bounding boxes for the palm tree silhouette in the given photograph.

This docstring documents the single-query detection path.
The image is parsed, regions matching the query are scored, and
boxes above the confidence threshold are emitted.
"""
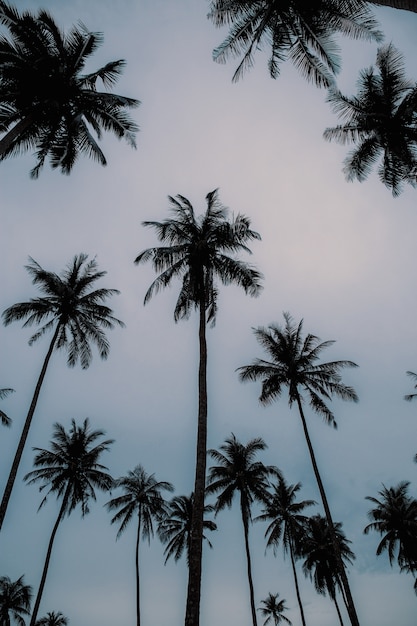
[0,254,123,531]
[404,371,417,402]
[257,476,316,626]
[208,0,381,86]
[105,465,174,626]
[24,418,113,626]
[207,434,278,626]
[324,43,417,196]
[157,493,217,565]
[0,1,139,177]
[364,481,417,592]
[0,575,32,626]
[258,592,292,626]
[301,515,355,626]
[135,189,262,626]
[0,388,14,428]
[35,612,68,626]
[238,312,359,626]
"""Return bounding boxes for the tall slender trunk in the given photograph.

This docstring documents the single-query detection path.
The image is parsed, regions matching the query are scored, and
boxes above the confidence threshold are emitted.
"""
[295,395,360,626]
[333,594,345,626]
[289,537,307,626]
[184,293,208,626]
[241,503,257,626]
[30,490,68,626]
[136,509,141,626]
[0,325,60,532]
[0,116,34,157]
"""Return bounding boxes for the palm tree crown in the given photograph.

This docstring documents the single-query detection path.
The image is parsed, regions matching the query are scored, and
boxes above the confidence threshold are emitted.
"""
[0,388,14,427]
[35,612,68,626]
[0,1,139,177]
[157,493,217,565]
[0,575,32,626]
[258,592,292,626]
[324,43,417,196]
[208,0,381,86]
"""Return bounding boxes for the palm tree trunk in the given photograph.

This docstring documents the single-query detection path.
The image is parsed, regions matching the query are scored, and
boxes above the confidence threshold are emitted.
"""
[136,510,141,626]
[333,594,345,626]
[30,490,68,626]
[289,538,307,626]
[184,293,208,626]
[0,325,59,532]
[370,0,417,11]
[295,395,360,626]
[0,116,34,157]
[241,505,257,626]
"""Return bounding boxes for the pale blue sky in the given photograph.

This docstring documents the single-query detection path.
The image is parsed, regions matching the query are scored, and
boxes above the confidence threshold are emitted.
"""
[1,2,417,625]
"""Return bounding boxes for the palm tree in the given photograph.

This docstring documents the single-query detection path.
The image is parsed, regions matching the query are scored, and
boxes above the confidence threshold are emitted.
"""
[134,189,262,626]
[157,493,217,565]
[0,575,32,626]
[24,418,113,626]
[0,1,139,177]
[364,481,417,591]
[301,515,355,626]
[35,612,67,626]
[207,434,278,626]
[0,388,14,427]
[404,370,417,402]
[208,0,381,86]
[237,312,359,626]
[257,476,316,626]
[0,254,123,532]
[105,465,174,626]
[258,592,292,626]
[324,44,417,196]
[24,418,114,626]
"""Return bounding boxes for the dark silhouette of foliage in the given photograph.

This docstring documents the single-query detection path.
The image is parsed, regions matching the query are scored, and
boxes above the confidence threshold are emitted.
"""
[0,388,14,427]
[258,592,292,626]
[0,575,32,626]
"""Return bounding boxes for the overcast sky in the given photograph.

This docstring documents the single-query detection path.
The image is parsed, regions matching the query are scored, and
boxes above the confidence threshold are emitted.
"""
[1,1,417,625]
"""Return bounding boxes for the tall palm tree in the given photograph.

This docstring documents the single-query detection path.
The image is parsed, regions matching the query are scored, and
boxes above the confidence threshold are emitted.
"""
[324,44,417,196]
[35,612,67,626]
[237,312,360,626]
[0,575,32,626]
[157,493,217,565]
[207,434,278,626]
[134,189,262,626]
[257,476,316,626]
[301,515,355,626]
[208,0,381,86]
[364,481,417,591]
[0,254,123,532]
[0,1,139,177]
[105,465,174,626]
[258,592,292,626]
[0,388,14,427]
[24,418,113,626]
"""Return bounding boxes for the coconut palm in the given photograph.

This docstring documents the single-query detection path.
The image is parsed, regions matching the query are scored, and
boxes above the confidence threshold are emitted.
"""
[257,476,316,626]
[0,575,31,626]
[0,254,123,532]
[238,312,359,626]
[24,418,113,626]
[0,388,14,427]
[301,515,355,626]
[258,592,292,626]
[157,493,217,565]
[364,481,417,591]
[35,612,67,626]
[105,465,174,626]
[324,44,417,196]
[208,0,381,86]
[207,434,278,626]
[404,371,417,402]
[0,1,139,177]
[134,189,262,626]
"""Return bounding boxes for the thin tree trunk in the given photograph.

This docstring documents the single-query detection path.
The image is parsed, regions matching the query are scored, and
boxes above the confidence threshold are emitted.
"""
[295,396,360,626]
[289,538,307,626]
[241,505,257,626]
[136,510,141,626]
[0,116,34,157]
[184,293,208,626]
[0,325,60,532]
[333,594,345,626]
[370,0,417,11]
[30,491,68,626]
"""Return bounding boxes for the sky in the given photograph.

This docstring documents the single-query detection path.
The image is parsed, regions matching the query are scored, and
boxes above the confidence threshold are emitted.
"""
[1,1,417,625]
